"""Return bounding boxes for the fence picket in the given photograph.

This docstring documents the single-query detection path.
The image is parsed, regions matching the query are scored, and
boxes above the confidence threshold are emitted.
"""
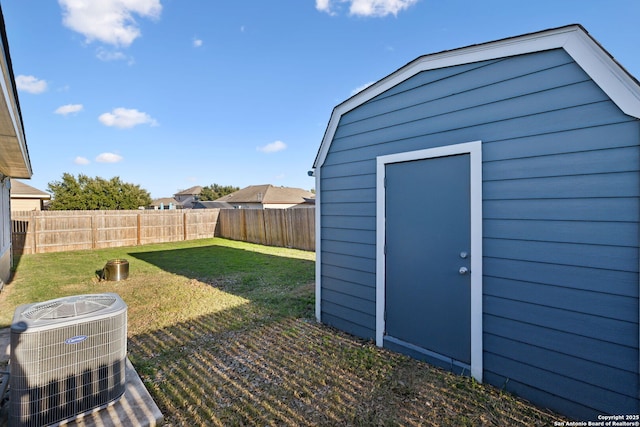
[11,208,314,255]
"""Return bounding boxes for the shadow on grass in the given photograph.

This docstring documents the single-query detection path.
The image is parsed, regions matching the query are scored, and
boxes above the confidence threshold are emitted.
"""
[128,303,563,427]
[124,244,561,426]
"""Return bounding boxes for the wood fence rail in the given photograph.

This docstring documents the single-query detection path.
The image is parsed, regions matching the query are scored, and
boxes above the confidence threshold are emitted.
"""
[11,208,315,255]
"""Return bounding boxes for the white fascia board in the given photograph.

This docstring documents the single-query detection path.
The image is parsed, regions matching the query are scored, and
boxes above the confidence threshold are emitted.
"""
[313,25,640,169]
[563,30,640,119]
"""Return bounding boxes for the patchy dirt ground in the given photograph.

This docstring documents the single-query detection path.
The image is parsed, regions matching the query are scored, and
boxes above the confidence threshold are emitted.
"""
[129,314,564,427]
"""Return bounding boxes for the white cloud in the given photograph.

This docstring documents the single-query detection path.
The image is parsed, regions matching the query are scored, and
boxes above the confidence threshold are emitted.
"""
[315,0,333,14]
[58,0,162,47]
[96,47,128,62]
[257,140,287,153]
[98,107,158,128]
[96,152,123,163]
[74,156,90,165]
[193,38,203,47]
[16,75,47,94]
[351,81,375,96]
[316,0,419,17]
[55,104,84,115]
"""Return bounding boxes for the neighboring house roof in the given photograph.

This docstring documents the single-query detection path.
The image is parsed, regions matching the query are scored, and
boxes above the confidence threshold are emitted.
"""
[0,6,31,178]
[192,200,234,209]
[174,186,203,197]
[216,184,315,205]
[151,197,180,207]
[10,179,50,199]
[313,24,640,169]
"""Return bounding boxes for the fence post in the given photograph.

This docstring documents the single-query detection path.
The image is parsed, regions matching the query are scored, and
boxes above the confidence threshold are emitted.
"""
[31,211,37,254]
[137,211,142,246]
[183,212,188,241]
[91,214,97,249]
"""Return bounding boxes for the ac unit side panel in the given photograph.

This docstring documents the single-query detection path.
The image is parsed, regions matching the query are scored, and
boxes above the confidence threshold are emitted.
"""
[9,293,128,427]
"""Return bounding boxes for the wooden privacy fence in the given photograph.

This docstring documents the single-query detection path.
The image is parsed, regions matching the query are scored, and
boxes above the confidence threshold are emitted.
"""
[12,209,221,255]
[213,208,315,251]
[11,208,315,255]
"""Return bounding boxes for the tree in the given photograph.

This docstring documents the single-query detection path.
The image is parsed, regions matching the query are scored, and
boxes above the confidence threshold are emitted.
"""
[47,173,152,210]
[199,183,239,201]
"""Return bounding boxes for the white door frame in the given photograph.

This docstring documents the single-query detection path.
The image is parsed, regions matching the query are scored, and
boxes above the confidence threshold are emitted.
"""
[375,140,483,382]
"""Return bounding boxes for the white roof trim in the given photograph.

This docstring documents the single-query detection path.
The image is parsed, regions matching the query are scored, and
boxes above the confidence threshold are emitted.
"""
[313,25,640,168]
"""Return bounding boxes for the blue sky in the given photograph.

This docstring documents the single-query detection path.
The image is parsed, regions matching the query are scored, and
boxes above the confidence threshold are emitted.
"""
[2,0,639,199]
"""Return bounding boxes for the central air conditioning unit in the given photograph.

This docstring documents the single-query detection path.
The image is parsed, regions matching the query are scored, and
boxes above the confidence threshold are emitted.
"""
[9,293,128,427]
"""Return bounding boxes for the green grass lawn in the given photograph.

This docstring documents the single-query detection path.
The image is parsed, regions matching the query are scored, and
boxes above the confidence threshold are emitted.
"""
[0,238,563,426]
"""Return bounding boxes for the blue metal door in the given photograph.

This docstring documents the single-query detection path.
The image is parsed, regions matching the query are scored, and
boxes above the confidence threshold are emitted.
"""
[385,153,471,365]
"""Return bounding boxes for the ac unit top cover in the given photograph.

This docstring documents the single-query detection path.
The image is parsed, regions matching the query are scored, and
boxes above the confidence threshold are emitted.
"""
[11,293,127,333]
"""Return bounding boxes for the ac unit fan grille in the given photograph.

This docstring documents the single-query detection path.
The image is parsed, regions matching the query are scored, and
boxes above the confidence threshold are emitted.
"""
[22,295,118,320]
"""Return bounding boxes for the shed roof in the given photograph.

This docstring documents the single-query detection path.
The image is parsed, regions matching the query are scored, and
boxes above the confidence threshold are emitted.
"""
[216,184,315,204]
[313,24,640,169]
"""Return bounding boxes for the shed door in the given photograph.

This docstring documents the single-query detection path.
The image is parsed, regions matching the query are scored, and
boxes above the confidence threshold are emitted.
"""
[385,153,471,365]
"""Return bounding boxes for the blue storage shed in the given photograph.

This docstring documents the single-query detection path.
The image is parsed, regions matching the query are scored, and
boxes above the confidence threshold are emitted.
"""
[311,25,640,420]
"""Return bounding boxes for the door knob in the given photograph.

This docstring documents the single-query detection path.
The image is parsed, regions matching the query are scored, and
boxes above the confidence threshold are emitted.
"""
[459,267,469,275]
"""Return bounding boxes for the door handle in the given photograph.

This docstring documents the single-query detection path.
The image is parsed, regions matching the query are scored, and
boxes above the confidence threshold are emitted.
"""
[459,267,469,275]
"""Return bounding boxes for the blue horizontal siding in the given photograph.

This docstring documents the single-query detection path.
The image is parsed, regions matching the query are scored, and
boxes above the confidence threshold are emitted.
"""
[321,313,375,340]
[483,171,640,200]
[484,197,640,222]
[321,251,375,273]
[484,315,638,372]
[321,159,373,178]
[321,227,375,245]
[320,173,375,191]
[322,288,374,315]
[483,121,640,161]
[320,188,376,204]
[484,276,637,322]
[321,240,376,259]
[484,333,638,399]
[323,276,376,301]
[320,202,376,217]
[484,257,638,297]
[318,47,640,418]
[485,238,638,272]
[321,264,375,288]
[484,352,638,418]
[321,301,375,333]
[338,50,580,131]
[325,101,631,161]
[320,215,375,231]
[484,218,638,246]
[484,295,637,347]
[483,370,598,420]
[483,146,640,181]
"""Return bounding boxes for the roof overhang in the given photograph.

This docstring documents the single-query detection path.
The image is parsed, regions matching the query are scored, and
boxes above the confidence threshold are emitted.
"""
[0,7,31,179]
[313,24,640,168]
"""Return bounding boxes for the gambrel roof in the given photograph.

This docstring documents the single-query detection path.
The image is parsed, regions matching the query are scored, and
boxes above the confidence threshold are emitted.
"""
[313,24,640,169]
